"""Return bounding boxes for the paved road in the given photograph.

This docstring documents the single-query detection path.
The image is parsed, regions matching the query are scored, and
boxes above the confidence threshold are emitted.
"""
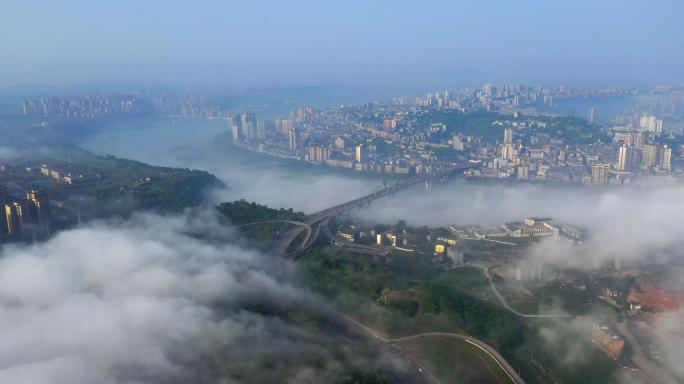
[321,220,393,256]
[236,219,313,255]
[297,222,572,319]
[392,333,525,384]
[265,166,474,258]
[268,223,310,255]
[235,219,310,230]
[456,264,573,318]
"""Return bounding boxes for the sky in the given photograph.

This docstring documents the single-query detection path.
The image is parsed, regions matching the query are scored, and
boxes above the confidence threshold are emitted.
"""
[1,1,683,88]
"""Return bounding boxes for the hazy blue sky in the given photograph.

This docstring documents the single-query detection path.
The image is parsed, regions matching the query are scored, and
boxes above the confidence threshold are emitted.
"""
[1,0,683,88]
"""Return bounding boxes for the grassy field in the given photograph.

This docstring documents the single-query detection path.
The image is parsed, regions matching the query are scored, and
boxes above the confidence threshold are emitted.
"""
[432,267,494,302]
[396,336,511,384]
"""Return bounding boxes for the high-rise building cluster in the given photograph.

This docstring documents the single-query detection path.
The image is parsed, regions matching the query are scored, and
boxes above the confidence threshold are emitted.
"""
[307,145,330,163]
[295,107,317,122]
[231,113,259,141]
[21,95,142,119]
[275,118,295,135]
[25,84,675,184]
[0,187,50,242]
[230,107,319,156]
[485,111,675,185]
[224,88,679,182]
[615,142,671,174]
[288,127,299,152]
[639,115,664,133]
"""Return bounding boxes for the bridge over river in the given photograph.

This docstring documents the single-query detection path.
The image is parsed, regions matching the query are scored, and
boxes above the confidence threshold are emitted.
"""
[246,165,535,384]
[269,166,468,256]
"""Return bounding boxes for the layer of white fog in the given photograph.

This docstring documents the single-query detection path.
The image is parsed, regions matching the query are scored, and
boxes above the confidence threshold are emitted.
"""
[0,211,398,383]
[80,118,378,213]
[358,178,684,266]
[76,117,684,382]
[358,178,684,381]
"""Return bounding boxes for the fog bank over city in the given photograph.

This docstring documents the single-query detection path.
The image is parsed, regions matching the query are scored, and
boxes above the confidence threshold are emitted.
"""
[81,115,684,271]
[357,178,684,382]
[1,0,683,382]
[0,210,402,383]
[358,178,684,264]
[81,118,379,213]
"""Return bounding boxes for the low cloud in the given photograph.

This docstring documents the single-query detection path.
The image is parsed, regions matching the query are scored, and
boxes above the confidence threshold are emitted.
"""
[652,309,684,381]
[0,145,53,161]
[357,178,684,381]
[0,146,17,160]
[0,210,384,384]
[80,120,379,214]
[208,170,378,213]
[358,178,684,267]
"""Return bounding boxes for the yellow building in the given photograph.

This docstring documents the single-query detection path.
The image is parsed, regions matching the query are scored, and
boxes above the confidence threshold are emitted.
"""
[4,202,24,237]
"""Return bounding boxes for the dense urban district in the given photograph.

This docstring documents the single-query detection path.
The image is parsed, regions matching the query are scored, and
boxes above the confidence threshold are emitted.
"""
[4,83,684,383]
[17,84,684,185]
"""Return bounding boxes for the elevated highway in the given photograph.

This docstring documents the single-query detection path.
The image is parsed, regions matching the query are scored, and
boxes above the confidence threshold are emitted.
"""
[236,165,529,383]
[272,166,469,257]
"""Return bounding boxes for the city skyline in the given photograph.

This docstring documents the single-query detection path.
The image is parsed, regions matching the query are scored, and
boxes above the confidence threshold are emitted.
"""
[3,3,684,383]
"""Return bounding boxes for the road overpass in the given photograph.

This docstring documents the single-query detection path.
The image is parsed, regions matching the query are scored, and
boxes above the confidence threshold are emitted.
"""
[238,165,530,384]
[272,166,469,256]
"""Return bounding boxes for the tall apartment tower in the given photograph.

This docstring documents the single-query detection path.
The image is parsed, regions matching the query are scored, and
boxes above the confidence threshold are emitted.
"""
[591,163,610,185]
[642,144,658,168]
[355,143,367,163]
[230,115,242,142]
[26,189,49,226]
[617,145,633,172]
[503,128,514,144]
[659,145,672,171]
[288,127,299,153]
[624,132,644,150]
[256,120,266,141]
[295,107,316,122]
[4,202,24,238]
[241,113,256,139]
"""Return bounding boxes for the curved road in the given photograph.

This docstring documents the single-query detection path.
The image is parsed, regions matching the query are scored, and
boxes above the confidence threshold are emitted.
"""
[263,165,471,258]
[240,221,526,383]
[321,220,394,256]
[236,220,313,255]
[393,333,525,384]
[339,313,525,384]
[456,264,572,318]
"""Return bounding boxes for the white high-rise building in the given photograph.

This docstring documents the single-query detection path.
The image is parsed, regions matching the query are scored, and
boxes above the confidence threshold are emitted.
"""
[617,145,633,172]
[640,115,663,133]
[288,128,299,152]
[659,145,672,171]
[503,128,514,144]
